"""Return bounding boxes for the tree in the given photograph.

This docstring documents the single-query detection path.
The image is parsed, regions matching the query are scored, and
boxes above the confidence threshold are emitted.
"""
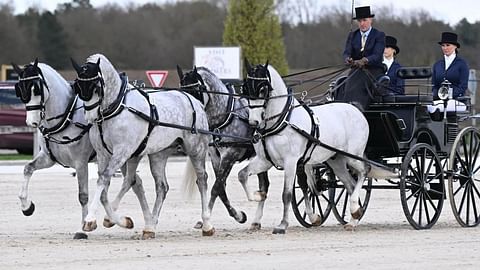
[223,0,288,75]
[37,12,70,69]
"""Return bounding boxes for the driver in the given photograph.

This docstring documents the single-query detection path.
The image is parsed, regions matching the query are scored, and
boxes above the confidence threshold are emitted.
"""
[340,6,386,110]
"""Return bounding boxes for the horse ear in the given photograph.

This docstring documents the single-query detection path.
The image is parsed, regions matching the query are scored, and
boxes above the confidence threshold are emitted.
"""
[245,58,252,73]
[33,58,38,67]
[96,58,101,67]
[265,60,269,70]
[71,58,82,74]
[11,62,23,75]
[193,65,197,74]
[176,65,183,79]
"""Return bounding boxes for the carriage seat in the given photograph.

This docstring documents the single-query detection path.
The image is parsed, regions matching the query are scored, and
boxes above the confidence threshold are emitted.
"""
[380,94,433,104]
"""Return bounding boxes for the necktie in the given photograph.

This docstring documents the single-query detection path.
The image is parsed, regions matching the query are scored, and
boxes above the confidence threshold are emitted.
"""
[361,33,366,52]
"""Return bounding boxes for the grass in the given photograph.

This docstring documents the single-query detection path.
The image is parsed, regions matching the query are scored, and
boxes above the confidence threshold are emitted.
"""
[0,153,32,160]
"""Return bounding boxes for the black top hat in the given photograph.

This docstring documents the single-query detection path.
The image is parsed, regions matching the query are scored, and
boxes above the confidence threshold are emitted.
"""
[353,6,375,20]
[438,32,460,48]
[385,36,400,54]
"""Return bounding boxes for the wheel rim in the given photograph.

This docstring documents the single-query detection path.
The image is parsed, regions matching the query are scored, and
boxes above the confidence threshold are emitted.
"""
[400,143,444,229]
[292,166,332,228]
[448,127,480,227]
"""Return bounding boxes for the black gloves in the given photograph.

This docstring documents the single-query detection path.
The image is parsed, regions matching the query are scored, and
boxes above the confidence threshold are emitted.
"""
[352,57,369,68]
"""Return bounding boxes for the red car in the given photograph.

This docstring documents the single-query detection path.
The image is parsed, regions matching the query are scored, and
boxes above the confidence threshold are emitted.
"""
[0,81,34,154]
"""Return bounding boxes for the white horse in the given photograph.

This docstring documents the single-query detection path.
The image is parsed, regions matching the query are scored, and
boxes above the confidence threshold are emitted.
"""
[71,54,214,239]
[12,59,94,239]
[239,61,391,233]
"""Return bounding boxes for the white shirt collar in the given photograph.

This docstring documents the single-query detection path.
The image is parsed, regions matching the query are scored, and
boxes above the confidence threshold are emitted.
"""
[361,27,372,37]
[444,53,456,70]
[383,57,394,73]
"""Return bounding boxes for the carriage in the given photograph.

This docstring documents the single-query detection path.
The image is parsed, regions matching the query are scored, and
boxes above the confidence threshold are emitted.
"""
[291,67,480,229]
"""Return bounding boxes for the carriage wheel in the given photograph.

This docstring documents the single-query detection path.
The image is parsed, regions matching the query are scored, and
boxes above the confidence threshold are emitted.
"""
[400,143,444,229]
[329,175,373,225]
[292,165,333,228]
[448,127,480,227]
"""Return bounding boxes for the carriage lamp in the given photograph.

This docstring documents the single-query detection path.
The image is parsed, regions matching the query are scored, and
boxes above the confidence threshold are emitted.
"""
[438,80,453,100]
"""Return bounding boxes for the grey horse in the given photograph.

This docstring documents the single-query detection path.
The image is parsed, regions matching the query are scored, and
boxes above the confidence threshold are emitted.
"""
[12,59,94,239]
[71,54,214,239]
[177,66,271,230]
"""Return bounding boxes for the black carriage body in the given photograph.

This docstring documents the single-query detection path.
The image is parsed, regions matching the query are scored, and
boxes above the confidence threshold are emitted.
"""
[364,95,459,160]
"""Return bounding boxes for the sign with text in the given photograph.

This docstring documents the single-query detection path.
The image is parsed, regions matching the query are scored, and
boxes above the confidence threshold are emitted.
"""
[194,47,241,80]
[146,70,168,87]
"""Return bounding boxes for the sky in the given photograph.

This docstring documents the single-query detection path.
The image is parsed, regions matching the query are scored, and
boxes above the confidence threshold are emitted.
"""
[2,0,480,26]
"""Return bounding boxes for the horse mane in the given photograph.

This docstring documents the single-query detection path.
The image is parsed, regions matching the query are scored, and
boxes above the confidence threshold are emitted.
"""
[267,65,287,96]
[86,53,121,92]
[37,63,70,90]
[196,67,228,93]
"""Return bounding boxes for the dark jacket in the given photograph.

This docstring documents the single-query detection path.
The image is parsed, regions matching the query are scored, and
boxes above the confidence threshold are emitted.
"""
[432,55,469,99]
[343,28,386,69]
[386,60,405,95]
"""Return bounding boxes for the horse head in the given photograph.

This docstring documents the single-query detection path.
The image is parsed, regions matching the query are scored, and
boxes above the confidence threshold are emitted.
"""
[177,65,209,105]
[243,59,272,127]
[12,58,50,127]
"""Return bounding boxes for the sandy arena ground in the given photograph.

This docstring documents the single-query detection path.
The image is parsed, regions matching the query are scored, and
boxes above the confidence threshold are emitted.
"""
[1,157,480,270]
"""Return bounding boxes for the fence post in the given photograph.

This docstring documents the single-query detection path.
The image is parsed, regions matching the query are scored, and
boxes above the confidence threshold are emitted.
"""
[469,69,477,126]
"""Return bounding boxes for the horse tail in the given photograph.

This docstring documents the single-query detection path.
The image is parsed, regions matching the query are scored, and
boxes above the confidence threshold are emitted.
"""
[181,158,198,200]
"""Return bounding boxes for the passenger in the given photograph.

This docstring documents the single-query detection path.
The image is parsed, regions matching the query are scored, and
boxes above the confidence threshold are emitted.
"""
[340,5,386,110]
[428,32,469,113]
[382,35,405,95]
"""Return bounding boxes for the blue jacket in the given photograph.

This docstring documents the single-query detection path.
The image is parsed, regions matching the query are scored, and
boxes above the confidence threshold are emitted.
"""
[432,56,469,99]
[343,28,386,68]
[386,60,405,95]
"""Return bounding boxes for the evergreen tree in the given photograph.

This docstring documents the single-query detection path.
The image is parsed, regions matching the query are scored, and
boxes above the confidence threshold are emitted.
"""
[37,12,70,69]
[223,0,288,75]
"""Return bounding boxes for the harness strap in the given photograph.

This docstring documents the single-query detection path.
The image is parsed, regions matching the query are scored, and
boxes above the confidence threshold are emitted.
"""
[211,84,236,131]
[178,91,198,133]
[130,88,158,158]
[297,101,320,165]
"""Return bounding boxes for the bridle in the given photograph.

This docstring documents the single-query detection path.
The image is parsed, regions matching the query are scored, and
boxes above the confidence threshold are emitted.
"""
[180,72,211,107]
[243,66,273,110]
[72,64,105,111]
[15,66,50,118]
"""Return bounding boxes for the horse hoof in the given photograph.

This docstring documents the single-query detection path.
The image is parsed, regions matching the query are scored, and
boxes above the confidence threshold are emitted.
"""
[103,218,115,228]
[73,232,88,240]
[250,223,261,231]
[124,217,134,229]
[351,208,364,220]
[22,202,35,216]
[237,211,247,224]
[311,215,323,226]
[82,220,97,232]
[272,228,286,234]
[253,191,267,202]
[194,221,203,229]
[344,224,356,231]
[202,227,215,236]
[142,230,156,240]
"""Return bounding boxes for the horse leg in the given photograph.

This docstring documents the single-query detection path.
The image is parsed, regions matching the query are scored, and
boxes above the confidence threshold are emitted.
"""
[209,151,247,224]
[250,172,270,231]
[302,163,323,226]
[83,154,133,232]
[238,156,272,201]
[345,158,368,230]
[73,164,89,240]
[147,153,170,238]
[19,151,55,216]
[327,157,356,230]
[273,159,297,234]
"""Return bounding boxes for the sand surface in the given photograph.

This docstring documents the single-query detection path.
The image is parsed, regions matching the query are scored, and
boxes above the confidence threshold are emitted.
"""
[1,157,479,270]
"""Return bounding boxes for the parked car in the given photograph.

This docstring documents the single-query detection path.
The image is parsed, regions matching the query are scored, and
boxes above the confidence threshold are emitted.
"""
[0,81,34,154]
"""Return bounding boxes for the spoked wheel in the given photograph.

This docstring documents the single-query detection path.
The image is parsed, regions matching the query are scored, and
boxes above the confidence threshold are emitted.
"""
[329,175,373,225]
[400,143,444,229]
[292,165,333,227]
[448,127,480,227]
